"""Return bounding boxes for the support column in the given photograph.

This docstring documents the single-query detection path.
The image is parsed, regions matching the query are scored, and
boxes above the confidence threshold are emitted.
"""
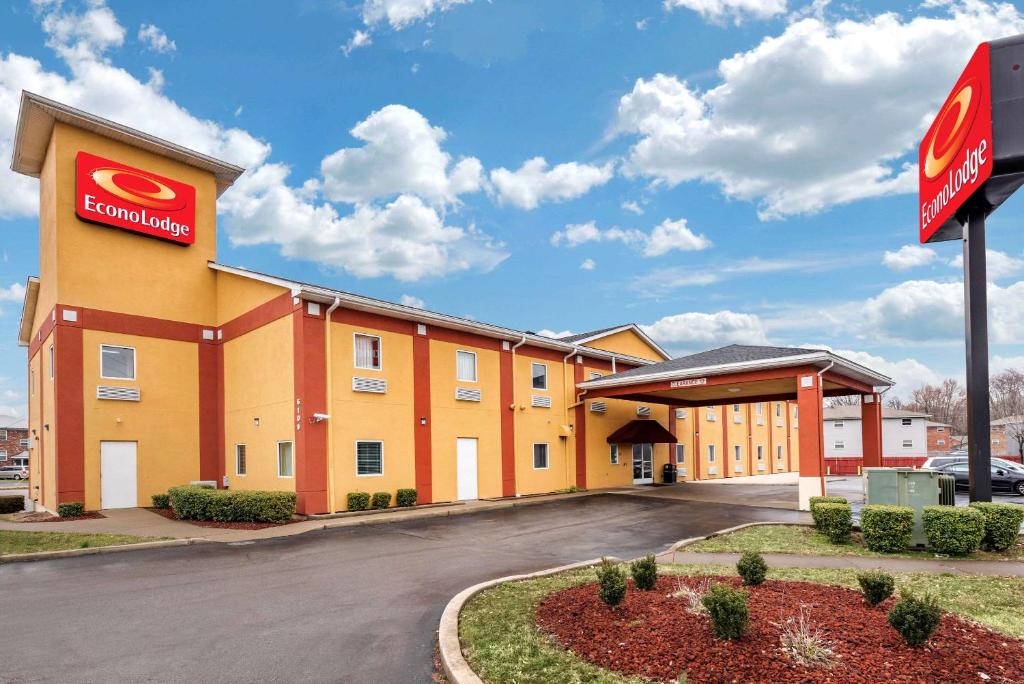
[292,303,328,515]
[796,373,826,510]
[861,393,883,470]
[574,360,588,490]
[963,206,992,501]
[412,332,433,503]
[198,342,223,484]
[54,321,84,504]
[500,346,516,496]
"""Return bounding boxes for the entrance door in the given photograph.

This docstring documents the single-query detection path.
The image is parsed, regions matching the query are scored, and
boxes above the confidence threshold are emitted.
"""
[100,441,138,509]
[632,443,654,484]
[456,438,479,501]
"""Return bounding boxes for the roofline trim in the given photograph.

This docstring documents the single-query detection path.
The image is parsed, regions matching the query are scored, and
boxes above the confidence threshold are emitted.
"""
[563,324,671,361]
[17,276,40,348]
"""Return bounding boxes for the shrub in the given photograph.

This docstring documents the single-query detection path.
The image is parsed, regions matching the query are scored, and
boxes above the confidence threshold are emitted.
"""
[57,502,84,517]
[0,495,24,514]
[887,591,942,647]
[969,502,1024,551]
[396,488,417,507]
[857,570,895,607]
[922,506,984,555]
[809,496,847,530]
[702,584,749,640]
[780,605,835,668]
[596,559,627,607]
[737,551,767,586]
[168,485,296,523]
[169,485,213,520]
[630,554,658,591]
[814,502,853,544]
[860,505,914,553]
[151,493,170,509]
[371,492,392,510]
[347,492,370,511]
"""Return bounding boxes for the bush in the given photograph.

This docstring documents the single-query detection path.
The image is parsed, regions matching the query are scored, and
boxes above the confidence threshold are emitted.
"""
[347,492,370,511]
[809,496,847,530]
[57,502,84,517]
[857,570,895,607]
[887,591,942,647]
[0,495,24,514]
[396,488,417,507]
[168,485,296,523]
[737,551,767,586]
[371,492,392,510]
[922,506,984,555]
[596,559,627,607]
[814,502,853,544]
[630,555,658,591]
[168,485,212,520]
[151,493,170,509]
[860,505,914,553]
[969,502,1024,551]
[702,584,749,640]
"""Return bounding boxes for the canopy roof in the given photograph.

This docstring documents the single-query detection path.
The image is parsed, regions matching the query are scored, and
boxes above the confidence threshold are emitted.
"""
[606,419,678,444]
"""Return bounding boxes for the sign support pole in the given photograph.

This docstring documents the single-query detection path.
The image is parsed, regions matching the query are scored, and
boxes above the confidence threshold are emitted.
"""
[963,205,992,502]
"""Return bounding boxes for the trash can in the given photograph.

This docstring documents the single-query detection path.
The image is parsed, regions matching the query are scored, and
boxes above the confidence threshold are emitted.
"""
[662,462,678,484]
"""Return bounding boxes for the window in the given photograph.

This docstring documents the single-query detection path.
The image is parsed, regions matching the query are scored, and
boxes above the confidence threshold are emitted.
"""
[354,334,382,370]
[0,450,6,461]
[937,439,945,446]
[533,443,549,469]
[456,350,477,382]
[30,369,34,396]
[834,441,845,449]
[0,429,6,440]
[676,444,685,463]
[356,441,383,476]
[833,421,844,428]
[793,406,799,418]
[49,344,54,380]
[901,418,912,426]
[756,402,763,415]
[937,426,945,432]
[19,438,29,449]
[734,445,741,461]
[733,404,740,413]
[100,345,135,380]
[707,445,715,462]
[757,445,764,461]
[902,439,913,448]
[777,445,784,460]
[277,441,294,477]
[531,363,548,390]
[610,444,619,464]
[235,444,247,476]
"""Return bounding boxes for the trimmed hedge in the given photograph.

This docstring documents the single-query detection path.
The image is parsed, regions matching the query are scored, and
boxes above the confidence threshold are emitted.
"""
[596,559,627,607]
[815,502,853,544]
[347,492,370,511]
[0,495,24,514]
[168,485,296,523]
[969,502,1024,551]
[57,502,85,517]
[396,488,417,507]
[151,493,170,509]
[371,492,392,510]
[860,505,914,553]
[809,496,847,530]
[702,584,749,640]
[857,570,895,607]
[630,554,658,591]
[888,592,942,647]
[736,551,767,586]
[922,506,984,555]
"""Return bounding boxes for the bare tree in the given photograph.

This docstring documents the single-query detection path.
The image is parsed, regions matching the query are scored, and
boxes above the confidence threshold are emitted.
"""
[991,369,1024,457]
[824,395,860,408]
[886,395,906,410]
[903,379,967,433]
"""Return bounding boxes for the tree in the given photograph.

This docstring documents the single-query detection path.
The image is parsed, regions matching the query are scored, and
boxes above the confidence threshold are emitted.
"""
[902,379,966,433]
[825,395,860,408]
[991,369,1024,457]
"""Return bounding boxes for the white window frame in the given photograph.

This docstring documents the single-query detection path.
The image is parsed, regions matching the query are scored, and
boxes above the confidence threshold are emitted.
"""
[533,442,550,470]
[757,445,764,461]
[901,418,912,426]
[733,404,741,413]
[937,426,945,432]
[734,445,741,461]
[100,344,136,381]
[355,440,384,477]
[456,350,478,382]
[834,441,845,450]
[277,440,294,478]
[756,402,763,415]
[353,333,382,371]
[676,443,685,463]
[609,444,619,465]
[531,363,548,391]
[0,429,6,441]
[777,445,784,460]
[235,444,247,476]
[707,444,715,462]
[902,439,913,448]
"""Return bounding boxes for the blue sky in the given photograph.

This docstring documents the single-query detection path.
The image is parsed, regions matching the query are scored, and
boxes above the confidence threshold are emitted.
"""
[2,0,1024,417]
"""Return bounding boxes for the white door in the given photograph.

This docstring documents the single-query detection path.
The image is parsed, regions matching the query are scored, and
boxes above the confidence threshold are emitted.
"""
[456,438,479,501]
[100,441,138,509]
[632,443,654,484]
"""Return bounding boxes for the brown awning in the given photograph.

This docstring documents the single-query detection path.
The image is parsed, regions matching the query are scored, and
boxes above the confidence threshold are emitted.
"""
[606,419,678,444]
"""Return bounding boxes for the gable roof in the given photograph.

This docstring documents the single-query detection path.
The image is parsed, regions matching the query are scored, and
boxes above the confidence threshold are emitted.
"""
[554,324,671,361]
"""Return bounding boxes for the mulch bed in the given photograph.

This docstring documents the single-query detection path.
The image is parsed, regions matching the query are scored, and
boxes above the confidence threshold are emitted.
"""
[16,511,106,522]
[536,576,1024,683]
[148,507,298,530]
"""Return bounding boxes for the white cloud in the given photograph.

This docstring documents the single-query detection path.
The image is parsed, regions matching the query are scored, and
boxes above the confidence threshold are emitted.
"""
[400,294,425,308]
[320,104,482,207]
[538,329,573,339]
[664,0,787,24]
[621,199,644,215]
[641,311,768,347]
[0,405,22,419]
[551,217,710,258]
[489,157,614,210]
[642,218,712,257]
[137,23,176,53]
[342,29,372,56]
[805,345,943,396]
[580,258,596,270]
[948,249,1024,280]
[362,0,473,30]
[993,355,1024,374]
[0,283,26,302]
[883,245,937,271]
[550,221,644,248]
[615,2,1024,219]
[636,18,650,30]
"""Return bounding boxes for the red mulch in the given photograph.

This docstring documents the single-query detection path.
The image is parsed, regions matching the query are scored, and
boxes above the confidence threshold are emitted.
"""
[18,511,106,522]
[536,576,1024,684]
[149,507,298,530]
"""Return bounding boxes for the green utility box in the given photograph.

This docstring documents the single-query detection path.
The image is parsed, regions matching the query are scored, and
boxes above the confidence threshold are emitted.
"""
[863,468,944,546]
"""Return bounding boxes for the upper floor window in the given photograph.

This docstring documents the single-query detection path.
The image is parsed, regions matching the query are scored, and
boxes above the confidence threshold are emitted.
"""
[757,445,764,461]
[354,334,381,370]
[937,426,945,432]
[734,445,741,461]
[775,402,781,417]
[0,430,6,441]
[733,404,741,413]
[901,418,912,426]
[456,350,477,382]
[531,363,548,390]
[834,441,845,449]
[833,421,844,428]
[756,402,763,415]
[100,345,135,380]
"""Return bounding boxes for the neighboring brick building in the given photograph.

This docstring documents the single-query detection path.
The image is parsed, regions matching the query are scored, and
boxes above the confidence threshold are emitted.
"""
[926,421,954,455]
[0,417,29,467]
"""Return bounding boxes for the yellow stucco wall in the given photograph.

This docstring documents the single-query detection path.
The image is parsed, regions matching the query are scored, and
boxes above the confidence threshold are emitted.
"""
[34,134,58,333]
[216,271,289,324]
[749,402,771,475]
[223,316,295,493]
[696,405,724,479]
[81,330,200,510]
[579,329,663,362]
[674,408,696,481]
[515,352,572,494]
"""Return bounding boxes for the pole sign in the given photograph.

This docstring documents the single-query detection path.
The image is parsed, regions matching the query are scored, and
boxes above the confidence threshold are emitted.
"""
[75,151,196,245]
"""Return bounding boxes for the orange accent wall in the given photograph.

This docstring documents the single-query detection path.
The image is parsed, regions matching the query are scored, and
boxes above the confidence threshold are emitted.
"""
[198,342,222,483]
[861,394,883,468]
[54,323,84,503]
[413,334,433,503]
[292,306,328,514]
[796,379,824,479]
[500,348,515,496]
[574,361,587,489]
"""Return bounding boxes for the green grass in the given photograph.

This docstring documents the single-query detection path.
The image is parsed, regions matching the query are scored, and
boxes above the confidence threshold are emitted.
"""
[0,530,165,555]
[686,524,1024,561]
[459,563,1024,683]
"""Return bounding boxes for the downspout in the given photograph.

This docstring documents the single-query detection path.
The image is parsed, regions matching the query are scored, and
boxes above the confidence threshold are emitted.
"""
[325,297,342,513]
[563,349,577,489]
[510,335,527,497]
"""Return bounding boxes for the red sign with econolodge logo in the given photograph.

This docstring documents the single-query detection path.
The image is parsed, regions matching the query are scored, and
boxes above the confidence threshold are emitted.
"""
[75,151,196,245]
[919,43,993,244]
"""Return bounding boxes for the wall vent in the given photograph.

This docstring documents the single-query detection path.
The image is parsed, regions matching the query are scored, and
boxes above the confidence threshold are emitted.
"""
[531,395,552,408]
[756,417,765,426]
[678,467,688,476]
[734,466,743,473]
[455,387,482,402]
[636,406,651,417]
[590,401,607,413]
[776,418,784,427]
[352,377,387,394]
[708,466,718,475]
[96,386,140,401]
[757,463,766,471]
[733,414,742,424]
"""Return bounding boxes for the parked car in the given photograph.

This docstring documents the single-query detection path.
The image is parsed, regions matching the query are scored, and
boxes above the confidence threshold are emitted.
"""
[923,455,1024,473]
[936,462,1024,496]
[0,465,28,480]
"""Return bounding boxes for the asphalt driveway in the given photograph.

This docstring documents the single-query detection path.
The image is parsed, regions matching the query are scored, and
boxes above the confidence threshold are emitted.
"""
[0,493,798,683]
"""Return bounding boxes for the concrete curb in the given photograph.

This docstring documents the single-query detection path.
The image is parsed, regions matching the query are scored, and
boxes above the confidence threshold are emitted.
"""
[0,538,197,563]
[307,500,465,520]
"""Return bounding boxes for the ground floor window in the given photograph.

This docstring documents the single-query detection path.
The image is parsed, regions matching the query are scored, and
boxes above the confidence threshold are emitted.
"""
[277,441,294,477]
[356,441,383,476]
[707,444,715,462]
[609,444,618,464]
[235,444,246,475]
[675,444,685,463]
[734,445,741,461]
[777,445,783,460]
[533,443,549,469]
[757,445,764,460]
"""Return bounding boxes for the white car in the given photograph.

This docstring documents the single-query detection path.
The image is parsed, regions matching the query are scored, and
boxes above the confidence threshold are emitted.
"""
[0,465,28,480]
[922,455,1024,474]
